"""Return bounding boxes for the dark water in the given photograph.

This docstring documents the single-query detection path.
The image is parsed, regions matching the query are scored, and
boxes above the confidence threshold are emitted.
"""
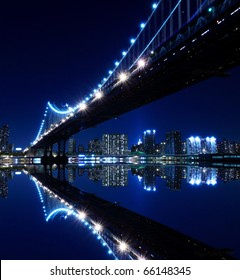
[0,164,240,260]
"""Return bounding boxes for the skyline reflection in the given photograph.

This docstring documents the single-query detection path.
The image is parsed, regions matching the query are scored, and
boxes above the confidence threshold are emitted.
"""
[1,164,240,259]
[64,164,240,189]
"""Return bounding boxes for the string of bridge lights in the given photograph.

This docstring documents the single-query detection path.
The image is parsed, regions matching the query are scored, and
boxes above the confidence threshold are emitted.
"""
[31,176,147,260]
[30,0,227,147]
[31,2,161,145]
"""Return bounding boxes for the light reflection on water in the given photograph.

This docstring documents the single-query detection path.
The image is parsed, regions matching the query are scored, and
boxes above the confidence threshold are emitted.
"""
[0,164,240,260]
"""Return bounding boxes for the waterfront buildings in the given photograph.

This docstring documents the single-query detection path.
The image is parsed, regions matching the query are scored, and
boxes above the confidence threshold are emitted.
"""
[102,134,128,155]
[142,130,156,154]
[88,139,102,154]
[0,125,10,153]
[68,138,76,154]
[187,136,217,155]
[165,131,182,155]
[217,139,240,154]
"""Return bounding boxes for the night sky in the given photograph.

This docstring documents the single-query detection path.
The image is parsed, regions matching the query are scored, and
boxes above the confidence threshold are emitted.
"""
[0,0,239,149]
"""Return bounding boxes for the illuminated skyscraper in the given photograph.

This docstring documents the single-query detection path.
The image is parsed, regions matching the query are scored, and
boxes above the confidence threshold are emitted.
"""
[217,139,237,154]
[88,139,102,154]
[68,138,76,154]
[142,130,156,154]
[0,125,10,153]
[187,136,217,155]
[165,131,182,155]
[78,144,85,153]
[102,134,128,155]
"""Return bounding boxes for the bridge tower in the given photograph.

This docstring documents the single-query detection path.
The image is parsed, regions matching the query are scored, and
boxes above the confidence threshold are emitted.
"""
[41,139,68,166]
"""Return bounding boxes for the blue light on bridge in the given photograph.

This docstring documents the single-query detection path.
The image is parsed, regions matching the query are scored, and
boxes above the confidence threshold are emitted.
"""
[130,38,135,44]
[152,3,158,9]
[140,22,145,29]
[46,208,71,222]
[122,51,127,56]
[47,101,72,115]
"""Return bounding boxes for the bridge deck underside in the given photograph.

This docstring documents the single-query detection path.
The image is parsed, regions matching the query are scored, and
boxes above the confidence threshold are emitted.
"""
[32,3,240,149]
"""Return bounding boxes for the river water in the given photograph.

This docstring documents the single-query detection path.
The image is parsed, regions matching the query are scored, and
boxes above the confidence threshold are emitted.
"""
[0,164,240,260]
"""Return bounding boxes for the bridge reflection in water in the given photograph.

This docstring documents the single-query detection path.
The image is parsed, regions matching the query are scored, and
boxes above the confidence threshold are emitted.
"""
[24,164,237,260]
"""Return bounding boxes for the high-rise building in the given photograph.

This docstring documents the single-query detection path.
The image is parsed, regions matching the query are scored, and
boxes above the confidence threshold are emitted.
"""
[157,142,166,155]
[217,139,237,154]
[182,141,187,154]
[165,131,182,155]
[78,144,85,153]
[68,138,76,154]
[0,125,10,153]
[88,139,102,154]
[142,130,156,154]
[187,136,217,155]
[102,134,128,155]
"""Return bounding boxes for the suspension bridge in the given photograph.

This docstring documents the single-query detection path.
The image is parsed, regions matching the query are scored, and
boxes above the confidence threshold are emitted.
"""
[25,0,240,161]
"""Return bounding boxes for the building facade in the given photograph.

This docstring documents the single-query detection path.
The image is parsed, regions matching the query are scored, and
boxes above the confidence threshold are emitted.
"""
[142,130,156,154]
[0,125,10,153]
[217,139,240,154]
[68,138,76,154]
[187,136,217,155]
[165,131,182,155]
[102,134,128,155]
[88,139,102,154]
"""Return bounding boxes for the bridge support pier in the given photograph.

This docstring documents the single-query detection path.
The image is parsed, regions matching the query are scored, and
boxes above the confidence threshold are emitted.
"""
[41,140,68,165]
[56,139,68,165]
[41,145,54,165]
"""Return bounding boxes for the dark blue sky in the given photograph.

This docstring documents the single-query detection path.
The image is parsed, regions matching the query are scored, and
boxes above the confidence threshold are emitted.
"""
[0,0,239,148]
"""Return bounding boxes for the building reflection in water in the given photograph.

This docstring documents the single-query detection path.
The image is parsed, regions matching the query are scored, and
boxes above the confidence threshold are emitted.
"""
[24,164,240,260]
[0,169,13,198]
[68,165,129,187]
[1,164,239,260]
[65,164,240,190]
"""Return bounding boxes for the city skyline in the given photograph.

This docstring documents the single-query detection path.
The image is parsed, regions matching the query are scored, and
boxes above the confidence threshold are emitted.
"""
[0,0,240,149]
[1,0,240,264]
[68,129,240,155]
[2,122,240,155]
